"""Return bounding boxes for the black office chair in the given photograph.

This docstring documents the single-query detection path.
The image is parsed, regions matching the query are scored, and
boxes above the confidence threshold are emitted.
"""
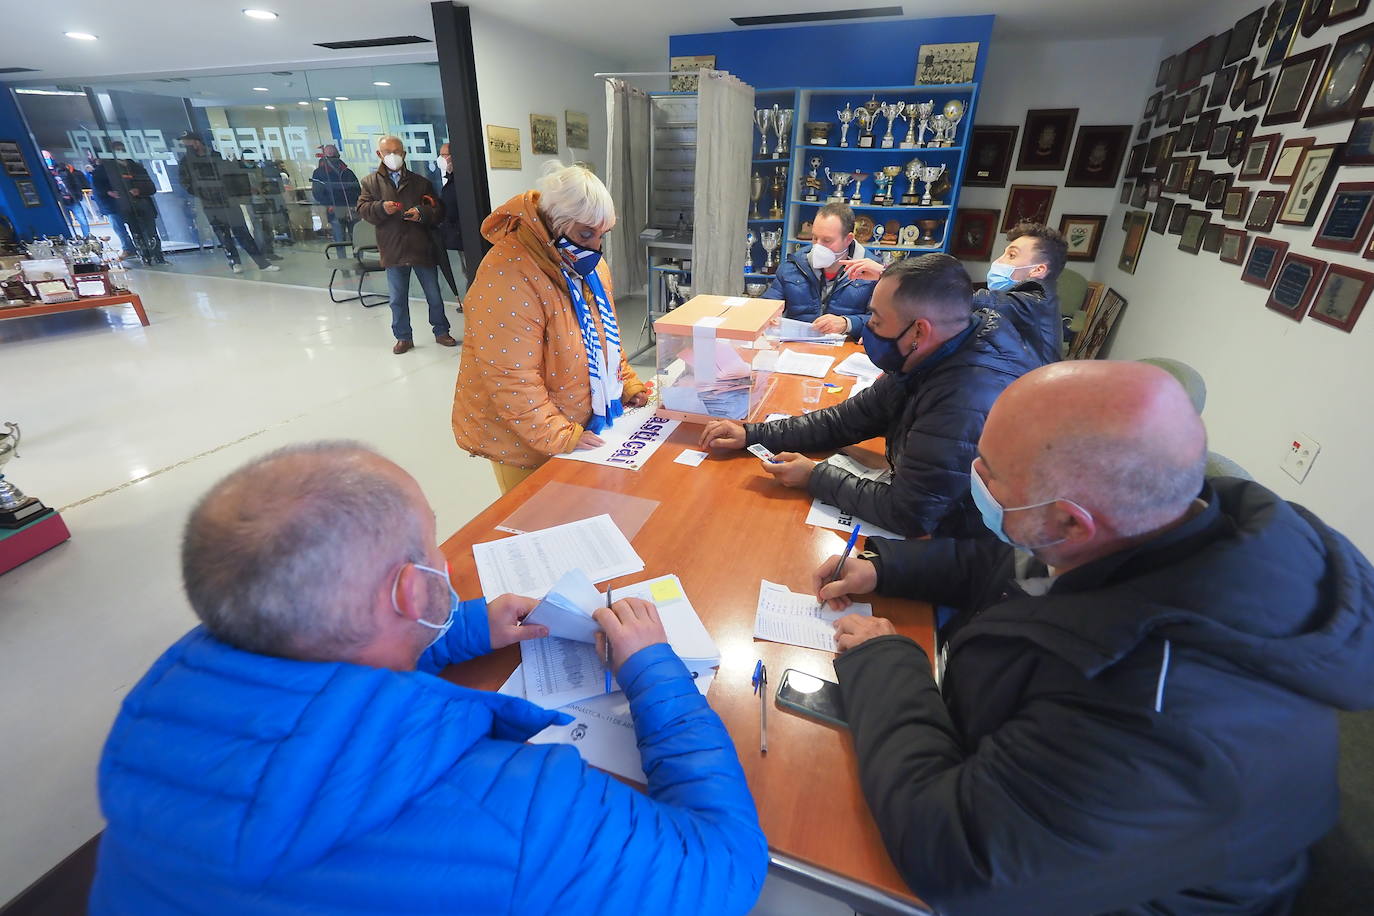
[325,219,387,308]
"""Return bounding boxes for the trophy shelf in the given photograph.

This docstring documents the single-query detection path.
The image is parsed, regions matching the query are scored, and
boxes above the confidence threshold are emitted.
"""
[789,199,952,210]
[798,145,965,154]
[786,238,944,252]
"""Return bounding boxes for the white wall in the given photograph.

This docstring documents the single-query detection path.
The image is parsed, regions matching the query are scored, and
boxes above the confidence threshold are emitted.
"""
[1089,3,1374,557]
[959,34,1164,275]
[471,11,630,206]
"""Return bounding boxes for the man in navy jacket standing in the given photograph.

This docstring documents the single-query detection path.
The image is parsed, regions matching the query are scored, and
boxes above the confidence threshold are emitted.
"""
[91,442,767,915]
[815,360,1374,915]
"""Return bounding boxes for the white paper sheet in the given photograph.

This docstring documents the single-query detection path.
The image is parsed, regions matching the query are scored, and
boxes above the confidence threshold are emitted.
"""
[552,404,681,471]
[764,413,791,422]
[805,497,906,541]
[753,579,873,653]
[824,452,892,483]
[673,449,708,467]
[472,514,644,599]
[765,317,846,345]
[773,349,836,378]
[834,351,882,380]
[523,569,604,643]
[846,376,876,399]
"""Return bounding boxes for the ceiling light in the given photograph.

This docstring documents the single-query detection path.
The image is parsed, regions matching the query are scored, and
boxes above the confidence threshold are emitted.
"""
[64,31,98,41]
[253,87,269,92]
[264,105,276,110]
[372,81,391,86]
[297,101,309,106]
[334,96,349,101]
[242,9,278,20]
[317,96,331,101]
[15,88,86,96]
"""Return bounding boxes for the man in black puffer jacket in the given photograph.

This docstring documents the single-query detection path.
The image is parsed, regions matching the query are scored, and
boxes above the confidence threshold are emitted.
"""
[814,360,1374,916]
[700,254,1043,538]
[974,221,1067,365]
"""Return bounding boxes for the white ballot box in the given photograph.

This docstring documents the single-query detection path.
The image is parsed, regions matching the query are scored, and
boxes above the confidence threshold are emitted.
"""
[653,294,784,424]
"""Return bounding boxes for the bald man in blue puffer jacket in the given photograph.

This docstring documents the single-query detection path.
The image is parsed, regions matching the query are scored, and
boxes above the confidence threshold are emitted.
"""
[89,442,767,915]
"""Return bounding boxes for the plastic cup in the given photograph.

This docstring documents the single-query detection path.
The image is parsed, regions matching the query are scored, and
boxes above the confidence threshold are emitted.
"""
[801,379,824,405]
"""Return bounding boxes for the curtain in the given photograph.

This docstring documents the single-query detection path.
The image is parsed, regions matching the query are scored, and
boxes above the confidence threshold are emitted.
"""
[604,78,651,296]
[693,71,754,298]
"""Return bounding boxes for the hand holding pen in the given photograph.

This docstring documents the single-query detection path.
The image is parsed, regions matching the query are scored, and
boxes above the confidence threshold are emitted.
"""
[592,596,669,692]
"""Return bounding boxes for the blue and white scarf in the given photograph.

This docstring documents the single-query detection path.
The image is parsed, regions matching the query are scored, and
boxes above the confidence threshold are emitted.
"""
[557,243,624,434]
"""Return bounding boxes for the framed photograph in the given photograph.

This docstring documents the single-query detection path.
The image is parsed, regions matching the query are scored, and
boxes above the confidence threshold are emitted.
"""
[1245,72,1275,110]
[564,111,590,149]
[1181,38,1211,90]
[1160,131,1179,161]
[1208,29,1234,74]
[1002,185,1057,230]
[1119,210,1151,273]
[529,114,558,155]
[916,42,979,84]
[1060,125,1126,186]
[1301,0,1332,38]
[1307,262,1373,331]
[1248,189,1287,229]
[1186,87,1208,119]
[1264,0,1308,70]
[1181,154,1202,188]
[1271,135,1316,182]
[1305,22,1374,127]
[1017,109,1079,170]
[1220,228,1252,263]
[1177,122,1197,150]
[1342,108,1374,164]
[1210,65,1239,109]
[1126,142,1148,177]
[15,178,42,207]
[1262,46,1331,125]
[965,126,1019,186]
[1162,157,1185,193]
[951,208,1000,260]
[1228,114,1260,166]
[1207,173,1234,208]
[1153,197,1177,234]
[1313,181,1374,250]
[1120,180,1136,205]
[1169,203,1194,234]
[1148,178,1163,201]
[1203,223,1227,252]
[1131,181,1150,208]
[1208,122,1235,159]
[1326,0,1371,27]
[1157,55,1177,87]
[1277,142,1342,225]
[1169,94,1189,127]
[1146,134,1166,170]
[0,139,29,176]
[1231,58,1260,109]
[486,125,522,169]
[1071,289,1129,359]
[1224,185,1254,220]
[669,55,715,92]
[1191,168,1215,201]
[1227,7,1266,65]
[1242,236,1290,286]
[1179,209,1211,253]
[1265,252,1327,322]
[1145,91,1164,118]
[1155,95,1175,128]
[1240,132,1283,178]
[1059,214,1108,261]
[1193,109,1221,151]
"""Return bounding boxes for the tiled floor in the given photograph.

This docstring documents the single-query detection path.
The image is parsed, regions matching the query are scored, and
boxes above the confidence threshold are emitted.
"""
[0,268,850,914]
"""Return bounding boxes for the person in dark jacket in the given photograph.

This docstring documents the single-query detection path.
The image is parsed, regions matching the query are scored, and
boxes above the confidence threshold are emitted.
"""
[177,131,278,274]
[701,254,1042,538]
[47,156,90,237]
[763,202,876,337]
[90,442,768,915]
[973,221,1067,364]
[311,144,361,243]
[91,141,166,265]
[357,135,455,355]
[814,360,1374,916]
[432,142,465,305]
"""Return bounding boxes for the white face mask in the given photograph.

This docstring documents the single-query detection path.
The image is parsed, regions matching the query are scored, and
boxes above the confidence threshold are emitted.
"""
[808,243,840,270]
[382,153,405,171]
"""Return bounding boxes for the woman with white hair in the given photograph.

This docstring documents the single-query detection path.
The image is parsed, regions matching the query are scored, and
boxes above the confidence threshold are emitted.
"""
[451,161,648,493]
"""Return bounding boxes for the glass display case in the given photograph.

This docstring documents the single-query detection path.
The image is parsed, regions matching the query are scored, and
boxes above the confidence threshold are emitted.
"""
[654,294,783,423]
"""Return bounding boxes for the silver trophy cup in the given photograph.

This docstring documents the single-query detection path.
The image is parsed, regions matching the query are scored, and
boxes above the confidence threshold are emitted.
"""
[942,100,965,147]
[913,100,935,147]
[745,230,757,275]
[0,423,53,529]
[902,159,925,205]
[836,103,855,148]
[772,106,794,158]
[760,230,782,274]
[918,164,947,206]
[928,114,950,149]
[754,109,772,157]
[825,168,854,202]
[879,101,906,149]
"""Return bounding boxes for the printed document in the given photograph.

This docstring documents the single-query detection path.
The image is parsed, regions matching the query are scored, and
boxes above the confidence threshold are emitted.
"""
[834,351,882,379]
[472,515,644,599]
[772,349,836,378]
[805,497,906,541]
[553,403,681,471]
[753,579,873,653]
[765,317,845,346]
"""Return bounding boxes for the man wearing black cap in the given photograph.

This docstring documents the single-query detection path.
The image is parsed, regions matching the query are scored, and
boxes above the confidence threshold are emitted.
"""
[176,131,279,275]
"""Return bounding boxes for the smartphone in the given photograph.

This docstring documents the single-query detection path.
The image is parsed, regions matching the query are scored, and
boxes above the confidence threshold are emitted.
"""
[775,669,847,727]
[747,443,780,462]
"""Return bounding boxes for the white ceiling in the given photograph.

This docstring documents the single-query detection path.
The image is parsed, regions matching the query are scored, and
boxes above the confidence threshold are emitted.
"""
[6,0,1188,87]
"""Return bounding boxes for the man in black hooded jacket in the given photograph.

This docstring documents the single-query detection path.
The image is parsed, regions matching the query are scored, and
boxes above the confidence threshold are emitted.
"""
[813,359,1374,915]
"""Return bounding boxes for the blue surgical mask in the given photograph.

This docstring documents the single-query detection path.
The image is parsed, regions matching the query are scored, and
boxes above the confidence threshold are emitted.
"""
[986,261,1043,292]
[392,561,458,649]
[860,318,917,374]
[969,460,1090,550]
[556,235,603,277]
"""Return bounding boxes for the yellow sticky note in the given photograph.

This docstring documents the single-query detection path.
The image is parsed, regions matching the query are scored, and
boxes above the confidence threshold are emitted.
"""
[651,579,684,603]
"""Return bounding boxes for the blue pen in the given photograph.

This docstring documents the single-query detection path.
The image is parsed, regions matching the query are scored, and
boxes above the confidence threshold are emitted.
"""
[751,660,768,754]
[603,586,614,694]
[821,524,862,610]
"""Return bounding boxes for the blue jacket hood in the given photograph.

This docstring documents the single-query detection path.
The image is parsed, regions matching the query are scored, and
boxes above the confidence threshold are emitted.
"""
[97,628,567,882]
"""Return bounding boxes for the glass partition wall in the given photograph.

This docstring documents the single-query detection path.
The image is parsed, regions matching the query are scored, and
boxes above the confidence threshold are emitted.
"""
[14,62,451,292]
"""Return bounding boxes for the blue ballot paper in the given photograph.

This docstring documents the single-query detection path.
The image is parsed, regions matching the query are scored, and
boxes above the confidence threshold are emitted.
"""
[523,569,604,643]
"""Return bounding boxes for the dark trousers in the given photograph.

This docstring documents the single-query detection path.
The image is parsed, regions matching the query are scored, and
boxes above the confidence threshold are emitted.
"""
[386,265,449,341]
[125,204,163,263]
[206,211,269,269]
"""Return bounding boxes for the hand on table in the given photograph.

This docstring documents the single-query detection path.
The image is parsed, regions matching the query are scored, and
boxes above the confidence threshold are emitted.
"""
[838,257,884,282]
[811,314,849,335]
[759,452,815,487]
[487,594,548,649]
[834,614,895,652]
[575,430,606,450]
[593,597,667,673]
[382,200,403,215]
[624,390,649,408]
[813,556,877,611]
[699,419,747,450]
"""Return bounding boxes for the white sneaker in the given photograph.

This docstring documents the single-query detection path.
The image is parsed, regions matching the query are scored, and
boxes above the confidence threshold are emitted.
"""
[231,264,244,274]
[261,265,282,272]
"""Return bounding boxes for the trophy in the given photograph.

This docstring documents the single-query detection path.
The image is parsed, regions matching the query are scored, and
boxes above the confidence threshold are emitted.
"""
[745,282,768,297]
[769,167,786,219]
[913,100,935,147]
[805,122,831,146]
[836,102,856,148]
[824,167,853,202]
[917,219,944,245]
[942,100,965,147]
[899,224,920,247]
[871,223,885,246]
[928,114,950,148]
[901,159,925,205]
[849,171,868,205]
[760,230,781,274]
[918,164,947,206]
[882,219,900,244]
[879,101,906,149]
[665,271,682,309]
[0,423,53,529]
[855,108,876,148]
[750,172,764,220]
[745,230,757,275]
[754,108,772,157]
[803,156,823,202]
[877,165,903,206]
[771,105,794,158]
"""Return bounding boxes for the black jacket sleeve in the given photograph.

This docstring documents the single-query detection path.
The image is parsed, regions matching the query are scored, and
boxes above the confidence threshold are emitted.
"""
[833,636,1243,916]
[867,535,1012,609]
[746,373,899,454]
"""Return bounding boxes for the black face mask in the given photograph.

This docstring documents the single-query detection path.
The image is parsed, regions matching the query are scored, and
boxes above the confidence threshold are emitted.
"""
[861,318,917,374]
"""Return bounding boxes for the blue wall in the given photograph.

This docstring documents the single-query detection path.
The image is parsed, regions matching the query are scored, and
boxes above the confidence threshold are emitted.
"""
[669,15,995,89]
[0,89,69,238]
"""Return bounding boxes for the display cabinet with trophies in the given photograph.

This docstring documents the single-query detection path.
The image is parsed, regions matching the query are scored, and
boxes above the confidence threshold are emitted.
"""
[745,87,801,297]
[784,82,981,264]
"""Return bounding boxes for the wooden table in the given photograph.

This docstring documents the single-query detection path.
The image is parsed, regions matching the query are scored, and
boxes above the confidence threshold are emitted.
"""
[0,291,149,327]
[439,343,933,915]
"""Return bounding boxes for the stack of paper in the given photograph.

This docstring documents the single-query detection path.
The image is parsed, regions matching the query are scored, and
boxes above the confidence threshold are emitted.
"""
[834,351,882,380]
[772,349,836,378]
[753,579,873,653]
[523,569,604,642]
[765,317,846,346]
[472,515,644,599]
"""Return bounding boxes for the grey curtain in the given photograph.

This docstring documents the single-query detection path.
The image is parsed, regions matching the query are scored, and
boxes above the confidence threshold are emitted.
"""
[604,78,651,296]
[693,71,754,298]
